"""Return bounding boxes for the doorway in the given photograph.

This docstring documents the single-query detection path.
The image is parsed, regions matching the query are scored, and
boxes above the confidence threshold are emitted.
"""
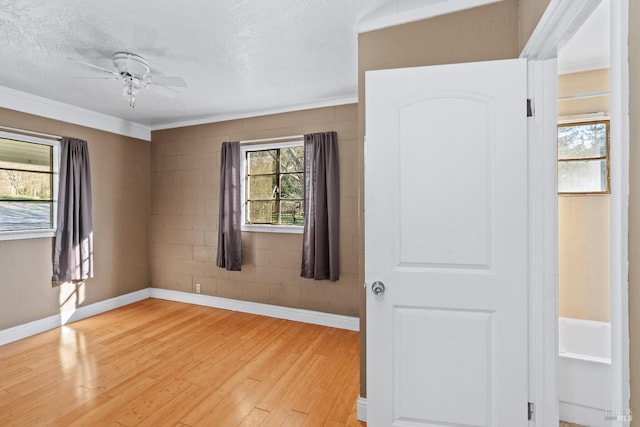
[521,0,630,425]
[556,2,612,425]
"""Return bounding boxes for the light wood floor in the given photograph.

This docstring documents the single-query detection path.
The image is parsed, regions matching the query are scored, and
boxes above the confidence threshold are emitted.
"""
[0,299,364,426]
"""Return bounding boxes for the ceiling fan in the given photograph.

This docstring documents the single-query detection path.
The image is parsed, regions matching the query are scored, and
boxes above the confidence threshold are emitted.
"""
[73,52,187,108]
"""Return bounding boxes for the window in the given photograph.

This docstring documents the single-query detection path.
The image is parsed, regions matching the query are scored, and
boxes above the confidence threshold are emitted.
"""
[0,131,59,240]
[241,141,304,233]
[557,120,610,194]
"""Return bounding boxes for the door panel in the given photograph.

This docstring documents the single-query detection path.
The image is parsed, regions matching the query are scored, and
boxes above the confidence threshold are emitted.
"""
[394,307,492,425]
[398,95,492,268]
[365,58,528,426]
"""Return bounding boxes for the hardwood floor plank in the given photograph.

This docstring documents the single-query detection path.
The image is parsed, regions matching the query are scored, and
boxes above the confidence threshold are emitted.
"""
[0,299,362,426]
[238,407,270,426]
[137,382,207,427]
[194,377,263,425]
[281,410,309,426]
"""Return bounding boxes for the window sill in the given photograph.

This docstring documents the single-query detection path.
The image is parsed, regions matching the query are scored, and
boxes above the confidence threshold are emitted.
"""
[0,229,55,241]
[242,224,303,234]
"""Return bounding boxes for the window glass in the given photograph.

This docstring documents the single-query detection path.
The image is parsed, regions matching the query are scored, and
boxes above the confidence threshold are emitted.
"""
[247,149,278,174]
[558,122,607,159]
[0,135,56,233]
[243,142,304,228]
[280,146,304,173]
[558,159,607,193]
[557,120,609,194]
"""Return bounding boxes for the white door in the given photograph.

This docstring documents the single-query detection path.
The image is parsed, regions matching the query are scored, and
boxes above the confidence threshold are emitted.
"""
[365,58,529,426]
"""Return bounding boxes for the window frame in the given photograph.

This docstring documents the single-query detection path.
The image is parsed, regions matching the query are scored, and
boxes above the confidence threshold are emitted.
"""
[240,140,304,234]
[0,131,60,241]
[557,119,610,195]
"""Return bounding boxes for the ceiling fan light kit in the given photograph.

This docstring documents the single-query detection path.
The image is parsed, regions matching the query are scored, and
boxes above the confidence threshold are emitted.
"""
[114,53,146,108]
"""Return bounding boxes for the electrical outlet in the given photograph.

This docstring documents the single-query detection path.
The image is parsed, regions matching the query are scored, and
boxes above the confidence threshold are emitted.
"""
[195,283,201,293]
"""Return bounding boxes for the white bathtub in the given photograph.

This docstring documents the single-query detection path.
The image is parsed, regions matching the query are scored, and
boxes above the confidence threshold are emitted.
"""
[558,317,612,427]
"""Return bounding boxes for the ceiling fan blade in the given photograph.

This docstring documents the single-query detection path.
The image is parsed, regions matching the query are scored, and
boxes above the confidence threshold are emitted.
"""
[69,58,119,76]
[148,84,180,98]
[149,75,187,88]
[74,76,121,80]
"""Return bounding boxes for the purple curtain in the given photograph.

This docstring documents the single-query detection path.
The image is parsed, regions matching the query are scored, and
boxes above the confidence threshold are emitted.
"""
[52,137,93,282]
[216,141,242,271]
[301,132,340,281]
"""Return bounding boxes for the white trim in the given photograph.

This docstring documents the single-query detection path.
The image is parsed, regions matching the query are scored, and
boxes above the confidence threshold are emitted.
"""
[149,288,360,331]
[242,225,303,234]
[0,85,151,141]
[558,91,609,101]
[0,131,60,241]
[521,0,631,424]
[0,288,150,346]
[558,57,611,76]
[356,0,501,34]
[525,58,560,427]
[150,96,358,131]
[559,401,612,427]
[241,140,303,151]
[0,229,55,241]
[0,126,62,141]
[0,131,60,146]
[558,112,608,124]
[241,135,304,145]
[520,0,603,61]
[609,0,631,423]
[240,139,305,233]
[356,397,367,422]
[0,287,359,348]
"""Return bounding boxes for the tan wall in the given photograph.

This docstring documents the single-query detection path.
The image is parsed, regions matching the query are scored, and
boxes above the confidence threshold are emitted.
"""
[558,68,610,117]
[558,196,610,321]
[0,108,150,330]
[628,0,640,419]
[357,0,519,397]
[518,0,552,50]
[150,105,359,317]
[557,68,610,322]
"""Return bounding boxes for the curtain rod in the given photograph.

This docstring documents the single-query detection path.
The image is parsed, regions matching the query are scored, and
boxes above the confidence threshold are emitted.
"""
[0,125,62,141]
[240,134,304,145]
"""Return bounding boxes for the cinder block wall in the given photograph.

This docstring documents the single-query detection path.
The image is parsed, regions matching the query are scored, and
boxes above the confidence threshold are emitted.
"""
[0,107,151,330]
[150,104,359,316]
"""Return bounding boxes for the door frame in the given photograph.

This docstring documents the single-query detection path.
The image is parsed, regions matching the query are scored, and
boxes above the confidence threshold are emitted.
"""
[521,0,631,425]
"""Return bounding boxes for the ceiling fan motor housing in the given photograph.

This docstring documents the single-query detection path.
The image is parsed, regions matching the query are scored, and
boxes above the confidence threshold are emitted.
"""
[113,52,150,77]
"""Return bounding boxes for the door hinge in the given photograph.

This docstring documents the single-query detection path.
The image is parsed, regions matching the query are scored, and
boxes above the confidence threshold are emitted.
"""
[527,99,534,117]
[528,402,534,421]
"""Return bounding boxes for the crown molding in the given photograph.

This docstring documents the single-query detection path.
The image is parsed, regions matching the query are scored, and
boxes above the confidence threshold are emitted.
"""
[0,85,151,141]
[150,95,358,131]
[0,85,357,138]
[356,0,501,34]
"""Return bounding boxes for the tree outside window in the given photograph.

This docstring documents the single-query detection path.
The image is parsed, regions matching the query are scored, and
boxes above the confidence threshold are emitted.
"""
[245,144,304,226]
[557,120,609,194]
[0,136,55,232]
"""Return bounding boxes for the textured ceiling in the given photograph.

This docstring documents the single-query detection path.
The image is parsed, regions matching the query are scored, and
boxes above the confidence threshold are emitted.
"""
[0,0,605,130]
[0,0,454,128]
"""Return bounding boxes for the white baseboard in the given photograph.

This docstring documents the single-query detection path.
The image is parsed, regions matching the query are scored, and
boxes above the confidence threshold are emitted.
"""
[357,397,367,422]
[0,288,150,346]
[559,401,609,427]
[149,288,360,331]
[0,287,359,347]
